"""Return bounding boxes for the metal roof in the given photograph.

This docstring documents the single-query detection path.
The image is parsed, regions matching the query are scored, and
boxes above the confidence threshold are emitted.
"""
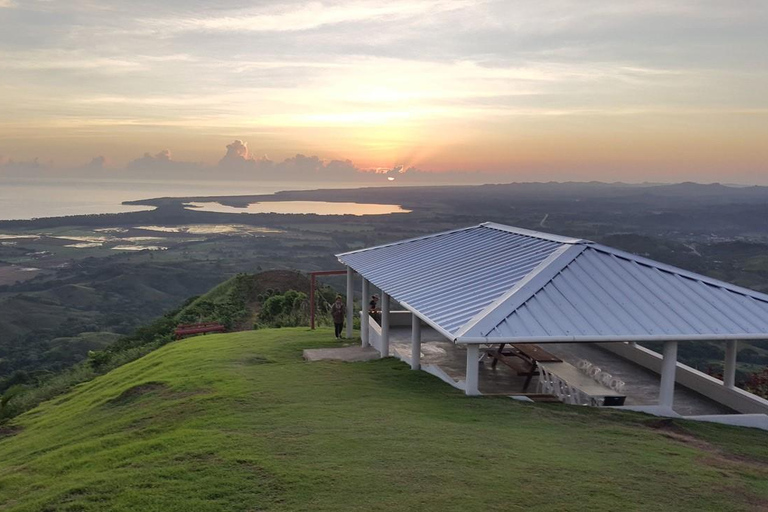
[337,223,768,343]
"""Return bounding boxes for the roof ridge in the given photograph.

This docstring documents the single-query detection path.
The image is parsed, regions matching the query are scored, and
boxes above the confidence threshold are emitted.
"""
[454,243,588,339]
[480,222,588,245]
[335,224,482,258]
[590,244,768,304]
[337,222,586,259]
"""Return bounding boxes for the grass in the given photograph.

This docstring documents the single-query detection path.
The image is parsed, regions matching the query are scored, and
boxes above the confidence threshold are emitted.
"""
[1,327,767,511]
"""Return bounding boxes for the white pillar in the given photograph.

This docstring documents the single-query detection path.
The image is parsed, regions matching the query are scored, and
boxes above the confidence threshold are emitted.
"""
[361,278,370,347]
[659,340,678,409]
[465,344,480,396]
[724,340,738,388]
[345,266,354,339]
[411,313,421,370]
[380,292,390,358]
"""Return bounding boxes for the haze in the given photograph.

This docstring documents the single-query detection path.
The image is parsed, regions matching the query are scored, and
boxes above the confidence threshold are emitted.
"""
[1,1,767,184]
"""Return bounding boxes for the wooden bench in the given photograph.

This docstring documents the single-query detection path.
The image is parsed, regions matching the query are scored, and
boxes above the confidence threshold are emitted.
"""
[174,322,226,339]
[486,343,562,391]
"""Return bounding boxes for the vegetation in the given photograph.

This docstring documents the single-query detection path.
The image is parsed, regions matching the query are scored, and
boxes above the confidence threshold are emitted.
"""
[256,287,343,329]
[0,271,316,420]
[174,273,261,329]
[2,182,768,419]
[745,368,768,398]
[0,328,766,511]
[257,289,309,327]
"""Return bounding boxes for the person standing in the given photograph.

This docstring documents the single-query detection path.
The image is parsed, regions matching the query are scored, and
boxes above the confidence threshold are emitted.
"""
[331,295,346,339]
[369,294,380,324]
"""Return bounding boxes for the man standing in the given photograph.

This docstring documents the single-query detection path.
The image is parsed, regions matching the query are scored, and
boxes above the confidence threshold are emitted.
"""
[331,295,346,339]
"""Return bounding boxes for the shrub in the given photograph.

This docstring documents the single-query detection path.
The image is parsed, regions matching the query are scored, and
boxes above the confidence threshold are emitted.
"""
[257,290,310,327]
[745,368,768,399]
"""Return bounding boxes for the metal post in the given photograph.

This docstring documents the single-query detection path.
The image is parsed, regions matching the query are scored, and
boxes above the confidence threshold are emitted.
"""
[411,313,421,370]
[310,274,316,330]
[346,267,354,339]
[659,340,678,409]
[724,340,738,388]
[465,344,480,396]
[380,292,390,358]
[361,278,370,347]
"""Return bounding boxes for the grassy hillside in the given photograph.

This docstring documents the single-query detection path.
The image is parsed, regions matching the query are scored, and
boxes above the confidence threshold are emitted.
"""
[1,328,766,511]
[0,269,315,394]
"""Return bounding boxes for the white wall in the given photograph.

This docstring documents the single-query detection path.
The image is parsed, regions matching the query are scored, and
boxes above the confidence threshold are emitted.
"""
[360,310,412,355]
[365,313,383,354]
[598,342,768,415]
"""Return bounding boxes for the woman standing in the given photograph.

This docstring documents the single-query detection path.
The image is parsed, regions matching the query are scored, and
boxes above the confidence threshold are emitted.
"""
[331,295,346,339]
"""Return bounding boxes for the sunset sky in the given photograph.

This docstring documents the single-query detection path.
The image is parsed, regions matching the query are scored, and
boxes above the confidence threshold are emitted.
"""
[0,1,767,183]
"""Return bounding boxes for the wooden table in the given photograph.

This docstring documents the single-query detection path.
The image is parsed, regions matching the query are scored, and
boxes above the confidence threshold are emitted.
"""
[487,343,562,391]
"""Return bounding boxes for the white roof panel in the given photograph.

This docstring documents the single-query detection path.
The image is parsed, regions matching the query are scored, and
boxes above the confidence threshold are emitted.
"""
[337,223,768,343]
[337,223,567,334]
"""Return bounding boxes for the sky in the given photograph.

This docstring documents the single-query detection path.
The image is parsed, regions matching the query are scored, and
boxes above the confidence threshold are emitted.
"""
[0,0,767,184]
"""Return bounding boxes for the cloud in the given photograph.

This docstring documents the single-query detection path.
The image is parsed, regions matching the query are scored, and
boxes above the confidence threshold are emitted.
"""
[0,157,50,177]
[214,139,474,182]
[372,164,482,183]
[85,156,107,169]
[219,140,253,166]
[0,139,495,184]
[216,140,372,180]
[275,154,359,180]
[125,149,207,178]
[128,149,173,168]
[157,1,475,33]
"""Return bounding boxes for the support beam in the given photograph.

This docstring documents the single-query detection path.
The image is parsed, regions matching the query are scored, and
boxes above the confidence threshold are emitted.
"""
[309,274,316,330]
[361,278,370,347]
[411,313,421,370]
[659,340,678,408]
[724,340,738,388]
[345,266,354,339]
[465,344,480,396]
[380,292,390,358]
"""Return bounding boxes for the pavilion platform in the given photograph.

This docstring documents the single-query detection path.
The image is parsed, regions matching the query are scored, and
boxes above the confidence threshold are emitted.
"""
[388,326,733,416]
[335,222,768,428]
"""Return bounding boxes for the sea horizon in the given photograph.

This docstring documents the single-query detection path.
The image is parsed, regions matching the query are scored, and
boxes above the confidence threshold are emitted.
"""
[0,177,371,221]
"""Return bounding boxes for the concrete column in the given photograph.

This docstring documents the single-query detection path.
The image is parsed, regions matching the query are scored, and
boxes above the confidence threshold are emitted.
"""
[345,266,354,339]
[411,313,421,370]
[465,344,480,396]
[724,340,738,388]
[361,278,370,347]
[380,292,390,358]
[659,340,678,408]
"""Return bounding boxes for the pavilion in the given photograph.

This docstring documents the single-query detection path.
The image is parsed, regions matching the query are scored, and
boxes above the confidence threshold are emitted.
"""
[336,222,768,418]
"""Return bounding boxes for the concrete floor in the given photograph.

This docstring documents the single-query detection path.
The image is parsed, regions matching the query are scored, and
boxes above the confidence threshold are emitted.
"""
[389,326,733,416]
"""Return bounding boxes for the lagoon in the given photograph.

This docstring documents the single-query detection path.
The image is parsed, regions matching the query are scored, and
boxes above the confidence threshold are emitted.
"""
[184,200,410,216]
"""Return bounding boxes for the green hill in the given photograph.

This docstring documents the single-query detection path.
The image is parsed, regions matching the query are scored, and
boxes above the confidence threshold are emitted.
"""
[0,269,315,393]
[174,269,311,330]
[1,328,767,511]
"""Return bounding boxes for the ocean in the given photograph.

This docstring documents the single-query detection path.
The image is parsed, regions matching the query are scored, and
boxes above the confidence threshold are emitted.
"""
[0,178,346,221]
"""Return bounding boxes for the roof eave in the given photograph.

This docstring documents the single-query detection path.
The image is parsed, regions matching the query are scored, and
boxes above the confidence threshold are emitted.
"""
[455,333,768,344]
